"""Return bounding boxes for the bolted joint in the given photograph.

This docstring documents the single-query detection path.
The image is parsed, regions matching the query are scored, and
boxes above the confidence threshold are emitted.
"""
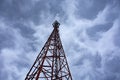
[52,20,60,28]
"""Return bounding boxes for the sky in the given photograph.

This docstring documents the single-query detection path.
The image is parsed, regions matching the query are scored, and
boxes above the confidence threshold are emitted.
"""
[0,0,120,80]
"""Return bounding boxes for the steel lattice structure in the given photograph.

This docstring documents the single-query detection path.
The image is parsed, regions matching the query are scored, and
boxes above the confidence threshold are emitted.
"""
[25,21,72,80]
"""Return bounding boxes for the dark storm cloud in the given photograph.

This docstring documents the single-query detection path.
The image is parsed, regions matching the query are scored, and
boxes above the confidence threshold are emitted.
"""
[0,0,65,24]
[71,49,102,80]
[0,0,32,21]
[0,20,16,50]
[13,23,35,39]
[0,28,15,50]
[113,18,120,48]
[0,0,120,80]
[0,0,65,51]
[102,50,120,80]
[75,0,120,20]
[75,0,107,19]
[0,0,36,51]
[86,23,113,41]
[65,0,120,80]
[74,50,101,68]
[72,49,120,80]
[13,55,30,69]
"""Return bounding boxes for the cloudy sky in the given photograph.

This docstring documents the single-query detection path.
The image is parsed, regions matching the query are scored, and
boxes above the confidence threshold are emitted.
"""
[0,0,120,80]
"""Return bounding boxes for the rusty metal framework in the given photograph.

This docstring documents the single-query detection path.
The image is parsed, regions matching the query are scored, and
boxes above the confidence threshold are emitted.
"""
[25,21,72,80]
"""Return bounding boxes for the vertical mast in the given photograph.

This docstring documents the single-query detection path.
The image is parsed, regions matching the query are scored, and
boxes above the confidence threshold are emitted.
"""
[25,20,72,80]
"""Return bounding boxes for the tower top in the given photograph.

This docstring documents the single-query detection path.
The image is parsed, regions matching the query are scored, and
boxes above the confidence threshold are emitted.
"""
[52,20,60,28]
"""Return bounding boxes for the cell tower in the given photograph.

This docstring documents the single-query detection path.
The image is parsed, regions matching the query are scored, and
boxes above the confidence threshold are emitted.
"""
[25,20,72,80]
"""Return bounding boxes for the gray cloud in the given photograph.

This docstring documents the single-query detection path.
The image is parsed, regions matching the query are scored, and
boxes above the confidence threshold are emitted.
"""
[86,22,113,41]
[75,0,108,19]
[0,0,120,80]
[75,0,120,20]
